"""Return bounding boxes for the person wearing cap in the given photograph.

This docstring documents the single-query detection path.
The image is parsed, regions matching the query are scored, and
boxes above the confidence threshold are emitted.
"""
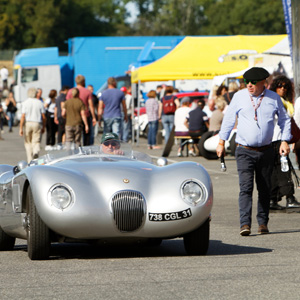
[101,132,123,155]
[216,67,291,236]
[174,96,191,156]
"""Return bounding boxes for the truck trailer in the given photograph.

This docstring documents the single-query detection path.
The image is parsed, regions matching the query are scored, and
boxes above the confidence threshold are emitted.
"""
[12,36,184,106]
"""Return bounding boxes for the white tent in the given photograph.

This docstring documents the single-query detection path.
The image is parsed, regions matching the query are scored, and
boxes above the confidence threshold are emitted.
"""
[209,37,292,97]
[264,36,290,55]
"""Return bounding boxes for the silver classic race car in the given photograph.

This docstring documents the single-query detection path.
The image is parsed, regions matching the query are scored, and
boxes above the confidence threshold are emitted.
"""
[0,143,213,260]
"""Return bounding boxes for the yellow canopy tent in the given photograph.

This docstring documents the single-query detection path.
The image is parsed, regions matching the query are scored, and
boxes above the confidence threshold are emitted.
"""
[131,35,287,83]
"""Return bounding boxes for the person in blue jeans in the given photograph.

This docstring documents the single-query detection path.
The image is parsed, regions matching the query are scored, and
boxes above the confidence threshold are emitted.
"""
[98,77,127,139]
[5,91,17,132]
[158,85,180,144]
[145,90,160,149]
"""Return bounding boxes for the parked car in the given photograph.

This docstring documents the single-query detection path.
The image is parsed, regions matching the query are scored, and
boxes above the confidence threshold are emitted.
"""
[176,91,209,105]
[0,144,213,260]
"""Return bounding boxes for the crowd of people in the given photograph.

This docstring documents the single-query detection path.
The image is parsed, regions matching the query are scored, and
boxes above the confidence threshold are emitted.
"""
[12,75,132,162]
[143,81,242,156]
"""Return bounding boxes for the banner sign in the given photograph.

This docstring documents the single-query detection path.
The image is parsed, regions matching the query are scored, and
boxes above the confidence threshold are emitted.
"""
[282,0,293,60]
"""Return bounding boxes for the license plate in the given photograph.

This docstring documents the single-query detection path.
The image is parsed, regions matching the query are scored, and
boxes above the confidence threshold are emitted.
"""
[148,208,192,222]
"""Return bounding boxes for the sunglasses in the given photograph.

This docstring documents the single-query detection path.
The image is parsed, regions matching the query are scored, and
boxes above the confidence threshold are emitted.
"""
[244,79,258,85]
[277,83,287,89]
[103,140,120,148]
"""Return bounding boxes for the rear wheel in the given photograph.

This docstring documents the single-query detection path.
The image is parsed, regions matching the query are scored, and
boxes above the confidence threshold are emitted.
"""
[0,226,15,251]
[198,131,218,160]
[183,218,210,255]
[26,187,51,260]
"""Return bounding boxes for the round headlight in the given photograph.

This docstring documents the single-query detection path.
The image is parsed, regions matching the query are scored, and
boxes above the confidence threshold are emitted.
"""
[181,180,206,206]
[49,185,73,210]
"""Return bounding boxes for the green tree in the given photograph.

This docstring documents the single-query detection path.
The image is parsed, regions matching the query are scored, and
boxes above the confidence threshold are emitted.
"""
[202,0,285,35]
[124,0,285,36]
[0,0,288,49]
[126,0,209,35]
[0,0,128,50]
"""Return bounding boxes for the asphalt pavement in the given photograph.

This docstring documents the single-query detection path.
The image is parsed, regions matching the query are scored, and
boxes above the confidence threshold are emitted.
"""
[1,126,300,299]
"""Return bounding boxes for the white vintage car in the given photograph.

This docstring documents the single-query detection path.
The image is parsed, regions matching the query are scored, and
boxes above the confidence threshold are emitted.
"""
[0,144,213,260]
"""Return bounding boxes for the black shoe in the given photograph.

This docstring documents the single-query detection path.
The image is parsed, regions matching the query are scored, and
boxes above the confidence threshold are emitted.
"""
[286,196,300,209]
[270,199,284,210]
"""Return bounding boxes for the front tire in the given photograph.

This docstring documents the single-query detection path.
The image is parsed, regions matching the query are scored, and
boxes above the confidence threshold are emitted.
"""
[26,187,51,260]
[0,226,15,251]
[183,218,210,255]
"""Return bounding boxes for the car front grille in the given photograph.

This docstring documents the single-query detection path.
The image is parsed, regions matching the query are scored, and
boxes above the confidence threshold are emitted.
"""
[111,190,146,232]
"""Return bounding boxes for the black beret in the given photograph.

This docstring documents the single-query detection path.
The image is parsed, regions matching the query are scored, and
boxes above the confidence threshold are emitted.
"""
[243,67,269,81]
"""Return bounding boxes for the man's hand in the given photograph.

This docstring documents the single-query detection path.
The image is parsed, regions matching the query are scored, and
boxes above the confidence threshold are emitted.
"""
[279,141,290,156]
[216,140,225,158]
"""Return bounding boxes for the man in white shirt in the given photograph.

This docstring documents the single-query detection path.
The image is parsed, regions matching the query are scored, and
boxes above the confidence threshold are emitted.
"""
[19,87,46,162]
[174,97,192,156]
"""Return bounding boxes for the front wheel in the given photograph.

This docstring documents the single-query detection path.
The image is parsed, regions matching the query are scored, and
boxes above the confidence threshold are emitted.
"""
[26,186,51,260]
[183,218,210,255]
[0,226,15,251]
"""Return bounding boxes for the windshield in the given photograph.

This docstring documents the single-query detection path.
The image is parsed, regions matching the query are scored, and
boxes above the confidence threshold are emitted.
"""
[28,143,153,166]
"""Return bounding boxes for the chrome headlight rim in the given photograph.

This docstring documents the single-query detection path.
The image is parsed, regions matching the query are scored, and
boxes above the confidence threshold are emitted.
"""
[48,183,74,211]
[180,179,207,207]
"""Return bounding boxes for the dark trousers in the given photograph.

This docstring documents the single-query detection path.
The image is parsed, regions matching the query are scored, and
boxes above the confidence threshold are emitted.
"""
[271,141,294,200]
[83,116,92,146]
[235,146,274,227]
[46,115,57,146]
[57,117,66,144]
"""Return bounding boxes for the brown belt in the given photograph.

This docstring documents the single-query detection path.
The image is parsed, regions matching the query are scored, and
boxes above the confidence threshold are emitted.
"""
[236,143,272,152]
